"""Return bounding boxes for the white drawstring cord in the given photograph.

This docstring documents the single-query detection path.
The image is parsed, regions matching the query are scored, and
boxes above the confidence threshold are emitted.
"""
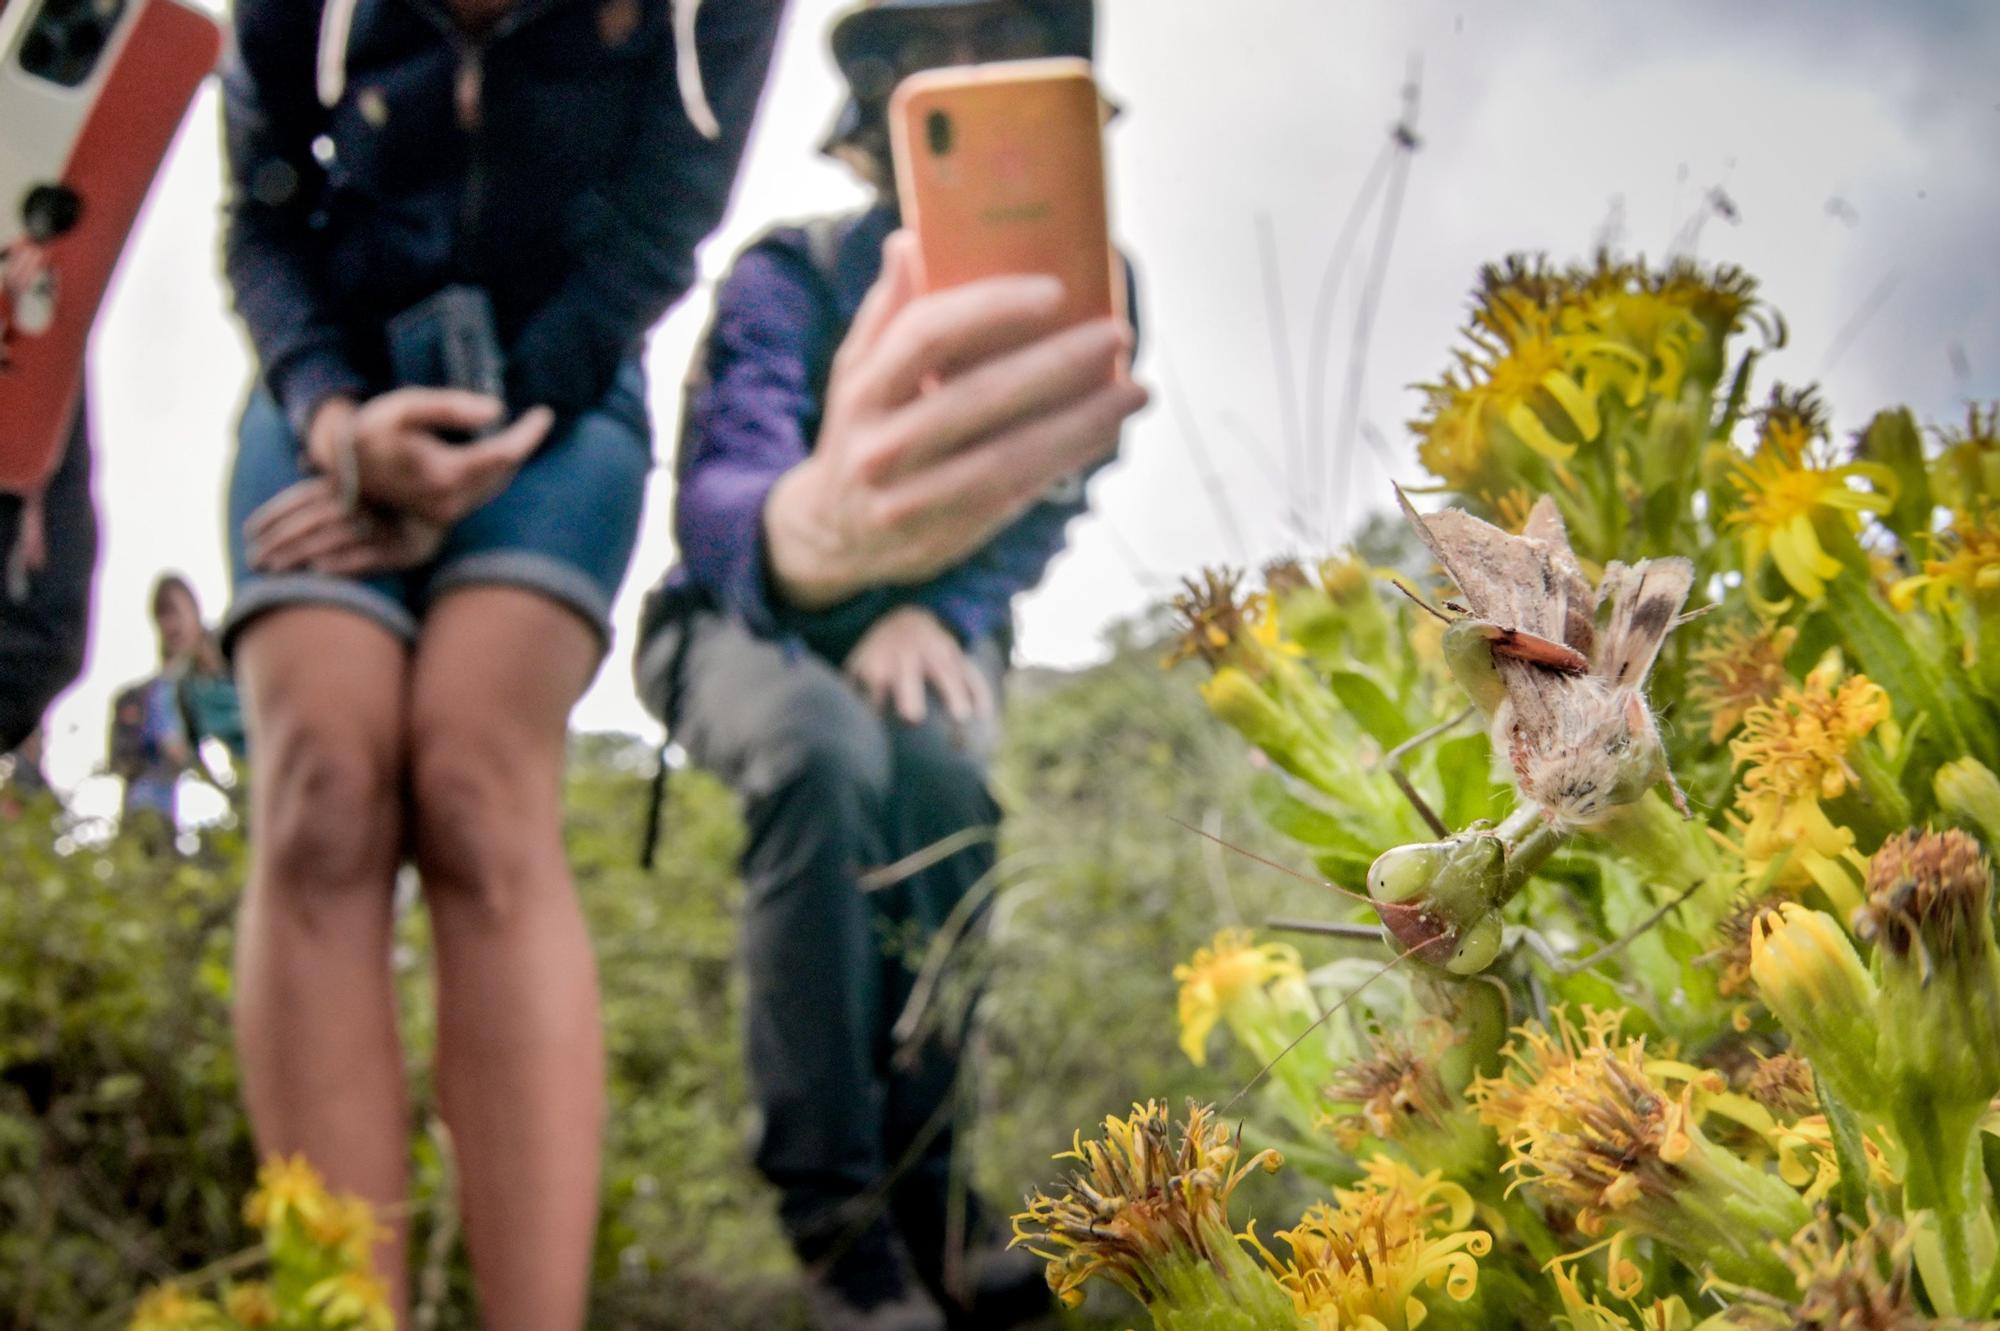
[672,0,719,140]
[319,0,718,137]
[316,0,361,108]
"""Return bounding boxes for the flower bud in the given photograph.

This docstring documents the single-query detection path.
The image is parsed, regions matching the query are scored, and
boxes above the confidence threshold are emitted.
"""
[1748,904,1880,1115]
[1936,757,2000,851]
[1853,829,2000,1117]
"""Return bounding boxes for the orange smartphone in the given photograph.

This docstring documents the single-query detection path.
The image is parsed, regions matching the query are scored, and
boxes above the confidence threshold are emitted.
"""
[0,0,225,493]
[888,57,1123,351]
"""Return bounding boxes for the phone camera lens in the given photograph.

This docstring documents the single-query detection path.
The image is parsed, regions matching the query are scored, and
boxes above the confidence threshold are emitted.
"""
[925,109,954,157]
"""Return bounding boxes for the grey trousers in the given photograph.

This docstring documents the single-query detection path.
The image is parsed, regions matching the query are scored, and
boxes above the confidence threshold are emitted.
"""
[638,608,1005,1265]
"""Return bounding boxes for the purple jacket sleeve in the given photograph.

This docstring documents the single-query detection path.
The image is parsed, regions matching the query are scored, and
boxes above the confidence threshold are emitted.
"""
[222,2,367,442]
[506,1,784,418]
[673,244,833,637]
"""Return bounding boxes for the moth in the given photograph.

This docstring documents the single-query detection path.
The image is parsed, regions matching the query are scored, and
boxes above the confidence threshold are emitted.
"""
[1395,486,1695,829]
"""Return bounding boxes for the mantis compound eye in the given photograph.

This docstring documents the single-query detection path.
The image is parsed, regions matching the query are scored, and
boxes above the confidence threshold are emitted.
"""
[1446,913,1505,975]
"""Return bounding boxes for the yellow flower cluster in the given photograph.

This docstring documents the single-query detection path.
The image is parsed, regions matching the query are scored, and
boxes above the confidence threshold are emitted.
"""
[1173,927,1311,1066]
[1011,1101,1286,1311]
[129,1154,391,1331]
[1468,1008,1699,1234]
[1724,387,1895,610]
[1250,1156,1491,1331]
[1411,256,1751,495]
[1728,659,1891,907]
[1687,622,1799,744]
[1893,513,2000,613]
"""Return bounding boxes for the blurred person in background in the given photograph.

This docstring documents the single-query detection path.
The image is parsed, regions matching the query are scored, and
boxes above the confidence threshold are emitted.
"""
[153,572,247,781]
[211,1,784,1325]
[634,3,1141,1327]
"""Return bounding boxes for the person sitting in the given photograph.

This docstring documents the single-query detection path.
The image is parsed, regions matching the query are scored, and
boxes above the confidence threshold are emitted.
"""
[214,2,784,1325]
[633,3,1142,1327]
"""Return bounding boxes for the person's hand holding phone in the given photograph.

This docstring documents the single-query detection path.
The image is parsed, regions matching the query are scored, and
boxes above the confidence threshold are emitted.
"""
[307,388,554,527]
[242,387,552,577]
[763,232,1145,611]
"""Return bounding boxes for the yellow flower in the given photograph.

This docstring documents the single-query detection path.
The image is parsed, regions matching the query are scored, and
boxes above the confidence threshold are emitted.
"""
[304,1271,394,1331]
[1931,401,2000,519]
[1890,512,2000,610]
[1320,1023,1458,1151]
[243,1153,332,1233]
[1724,386,1895,609]
[1687,623,1798,744]
[1767,1114,1897,1204]
[128,1285,224,1331]
[1548,1251,1695,1331]
[1727,658,1890,905]
[1468,1007,1808,1291]
[305,1192,386,1265]
[1167,567,1252,669]
[223,1282,281,1329]
[1173,928,1310,1066]
[1011,1101,1291,1316]
[1251,1156,1492,1331]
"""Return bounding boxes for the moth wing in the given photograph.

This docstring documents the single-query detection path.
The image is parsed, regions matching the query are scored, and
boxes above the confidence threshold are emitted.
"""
[1595,557,1696,690]
[1519,496,1597,657]
[1393,485,1549,633]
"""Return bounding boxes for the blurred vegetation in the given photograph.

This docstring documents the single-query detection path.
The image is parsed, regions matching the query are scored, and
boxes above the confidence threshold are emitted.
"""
[0,618,1341,1330]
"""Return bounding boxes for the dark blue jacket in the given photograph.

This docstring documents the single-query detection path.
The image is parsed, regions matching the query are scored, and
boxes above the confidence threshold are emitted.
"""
[657,204,1135,662]
[223,0,784,440]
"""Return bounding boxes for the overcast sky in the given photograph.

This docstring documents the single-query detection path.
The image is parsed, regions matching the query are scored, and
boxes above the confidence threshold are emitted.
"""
[34,0,2000,808]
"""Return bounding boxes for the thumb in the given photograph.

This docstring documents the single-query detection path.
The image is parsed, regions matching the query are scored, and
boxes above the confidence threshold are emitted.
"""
[446,406,555,492]
[393,387,508,434]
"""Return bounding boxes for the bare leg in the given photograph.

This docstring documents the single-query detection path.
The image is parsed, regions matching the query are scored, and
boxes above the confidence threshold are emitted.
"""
[406,588,603,1331]
[233,608,413,1311]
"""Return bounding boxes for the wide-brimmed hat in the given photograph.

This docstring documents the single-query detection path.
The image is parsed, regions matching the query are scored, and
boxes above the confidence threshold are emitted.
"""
[822,0,1095,155]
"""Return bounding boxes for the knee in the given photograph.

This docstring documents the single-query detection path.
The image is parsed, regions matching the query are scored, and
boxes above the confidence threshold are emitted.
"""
[751,675,891,815]
[254,722,400,894]
[407,712,548,924]
[896,728,998,827]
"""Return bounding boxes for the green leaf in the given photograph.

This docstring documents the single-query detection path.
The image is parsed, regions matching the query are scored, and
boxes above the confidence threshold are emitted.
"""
[1435,732,1506,828]
[1818,1069,1874,1221]
[1857,408,1932,548]
[1248,772,1380,857]
[1325,671,1416,748]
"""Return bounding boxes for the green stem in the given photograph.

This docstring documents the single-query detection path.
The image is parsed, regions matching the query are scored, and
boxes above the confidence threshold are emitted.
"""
[1499,819,1566,898]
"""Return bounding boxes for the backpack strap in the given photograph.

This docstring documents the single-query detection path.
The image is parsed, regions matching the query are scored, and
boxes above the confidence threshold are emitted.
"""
[638,211,865,871]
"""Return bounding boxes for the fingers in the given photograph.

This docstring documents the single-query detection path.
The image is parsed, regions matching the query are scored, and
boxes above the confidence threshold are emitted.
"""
[923,639,976,725]
[246,484,353,570]
[888,376,1147,567]
[878,317,1132,478]
[891,652,928,726]
[846,274,1066,412]
[384,386,507,434]
[432,406,555,514]
[963,654,995,723]
[243,476,338,545]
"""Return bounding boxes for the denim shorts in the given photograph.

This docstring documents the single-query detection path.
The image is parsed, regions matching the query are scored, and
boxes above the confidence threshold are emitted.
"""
[222,364,651,656]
